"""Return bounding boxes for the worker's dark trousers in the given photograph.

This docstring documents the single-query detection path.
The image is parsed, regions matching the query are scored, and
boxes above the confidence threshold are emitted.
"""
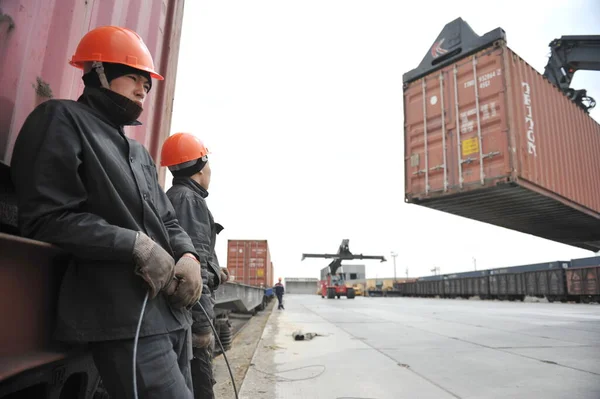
[277,294,284,309]
[90,328,194,399]
[191,344,216,399]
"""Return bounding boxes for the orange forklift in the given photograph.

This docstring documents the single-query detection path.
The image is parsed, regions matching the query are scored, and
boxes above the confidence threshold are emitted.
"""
[302,239,387,299]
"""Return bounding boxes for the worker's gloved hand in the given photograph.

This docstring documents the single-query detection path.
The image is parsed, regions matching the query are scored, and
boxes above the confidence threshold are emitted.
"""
[192,331,213,349]
[220,267,230,284]
[132,232,175,299]
[165,254,203,309]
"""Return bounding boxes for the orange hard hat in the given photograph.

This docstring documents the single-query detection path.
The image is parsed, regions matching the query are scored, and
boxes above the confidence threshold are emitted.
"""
[160,133,210,167]
[69,26,164,80]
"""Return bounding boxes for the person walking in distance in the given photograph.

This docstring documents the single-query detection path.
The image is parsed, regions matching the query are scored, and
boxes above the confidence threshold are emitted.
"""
[10,26,203,398]
[160,132,230,399]
[275,278,285,310]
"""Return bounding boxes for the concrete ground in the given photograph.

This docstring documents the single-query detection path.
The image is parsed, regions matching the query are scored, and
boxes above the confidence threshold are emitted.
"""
[239,295,600,399]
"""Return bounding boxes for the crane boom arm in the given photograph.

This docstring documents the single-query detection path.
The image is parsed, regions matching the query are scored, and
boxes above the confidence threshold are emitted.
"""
[543,35,600,112]
[349,254,387,262]
[301,253,339,260]
[301,253,387,262]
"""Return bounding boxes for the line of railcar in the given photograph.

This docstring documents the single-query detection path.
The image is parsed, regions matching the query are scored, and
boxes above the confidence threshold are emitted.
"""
[392,256,600,304]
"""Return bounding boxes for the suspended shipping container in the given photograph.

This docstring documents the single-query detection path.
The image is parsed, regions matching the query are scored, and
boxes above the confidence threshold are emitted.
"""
[403,18,600,251]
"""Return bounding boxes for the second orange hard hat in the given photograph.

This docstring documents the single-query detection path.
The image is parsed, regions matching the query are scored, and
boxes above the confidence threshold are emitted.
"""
[160,133,210,168]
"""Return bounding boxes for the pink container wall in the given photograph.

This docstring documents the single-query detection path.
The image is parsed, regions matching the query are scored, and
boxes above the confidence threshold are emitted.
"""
[0,0,185,186]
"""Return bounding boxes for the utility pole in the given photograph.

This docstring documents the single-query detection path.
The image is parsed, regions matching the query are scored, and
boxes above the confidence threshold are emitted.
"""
[391,251,398,282]
[473,257,477,271]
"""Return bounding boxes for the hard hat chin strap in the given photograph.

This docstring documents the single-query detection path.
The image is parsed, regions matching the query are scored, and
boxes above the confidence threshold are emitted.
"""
[92,61,111,89]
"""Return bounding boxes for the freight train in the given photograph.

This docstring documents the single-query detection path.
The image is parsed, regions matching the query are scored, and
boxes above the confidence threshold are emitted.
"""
[391,256,600,304]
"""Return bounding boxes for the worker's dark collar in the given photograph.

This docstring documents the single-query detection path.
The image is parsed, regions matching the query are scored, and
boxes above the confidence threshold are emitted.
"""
[78,87,143,128]
[172,176,209,198]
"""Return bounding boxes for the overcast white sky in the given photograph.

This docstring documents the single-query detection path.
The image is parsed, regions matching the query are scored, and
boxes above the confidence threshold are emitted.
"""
[167,1,600,282]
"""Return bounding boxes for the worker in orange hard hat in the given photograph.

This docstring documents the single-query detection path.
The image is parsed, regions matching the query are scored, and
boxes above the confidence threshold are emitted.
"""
[69,26,165,120]
[161,132,229,399]
[274,278,285,310]
[11,26,201,399]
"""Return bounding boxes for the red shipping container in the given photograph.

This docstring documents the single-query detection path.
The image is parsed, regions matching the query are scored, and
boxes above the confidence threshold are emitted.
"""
[0,0,185,186]
[227,240,272,288]
[403,19,600,252]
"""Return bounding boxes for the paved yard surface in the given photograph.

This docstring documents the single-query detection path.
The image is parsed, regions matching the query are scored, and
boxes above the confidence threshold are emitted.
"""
[238,295,600,399]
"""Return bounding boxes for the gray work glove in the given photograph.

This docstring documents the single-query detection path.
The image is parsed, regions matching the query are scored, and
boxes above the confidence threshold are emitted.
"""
[192,330,213,349]
[220,267,230,284]
[132,232,175,299]
[165,254,203,309]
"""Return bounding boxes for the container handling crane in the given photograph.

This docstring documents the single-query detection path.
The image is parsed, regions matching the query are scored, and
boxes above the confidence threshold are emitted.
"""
[543,35,600,113]
[302,239,387,299]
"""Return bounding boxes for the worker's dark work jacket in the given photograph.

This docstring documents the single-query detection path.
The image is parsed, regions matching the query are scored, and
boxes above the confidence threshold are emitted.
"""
[274,283,285,297]
[166,177,223,334]
[10,87,197,342]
